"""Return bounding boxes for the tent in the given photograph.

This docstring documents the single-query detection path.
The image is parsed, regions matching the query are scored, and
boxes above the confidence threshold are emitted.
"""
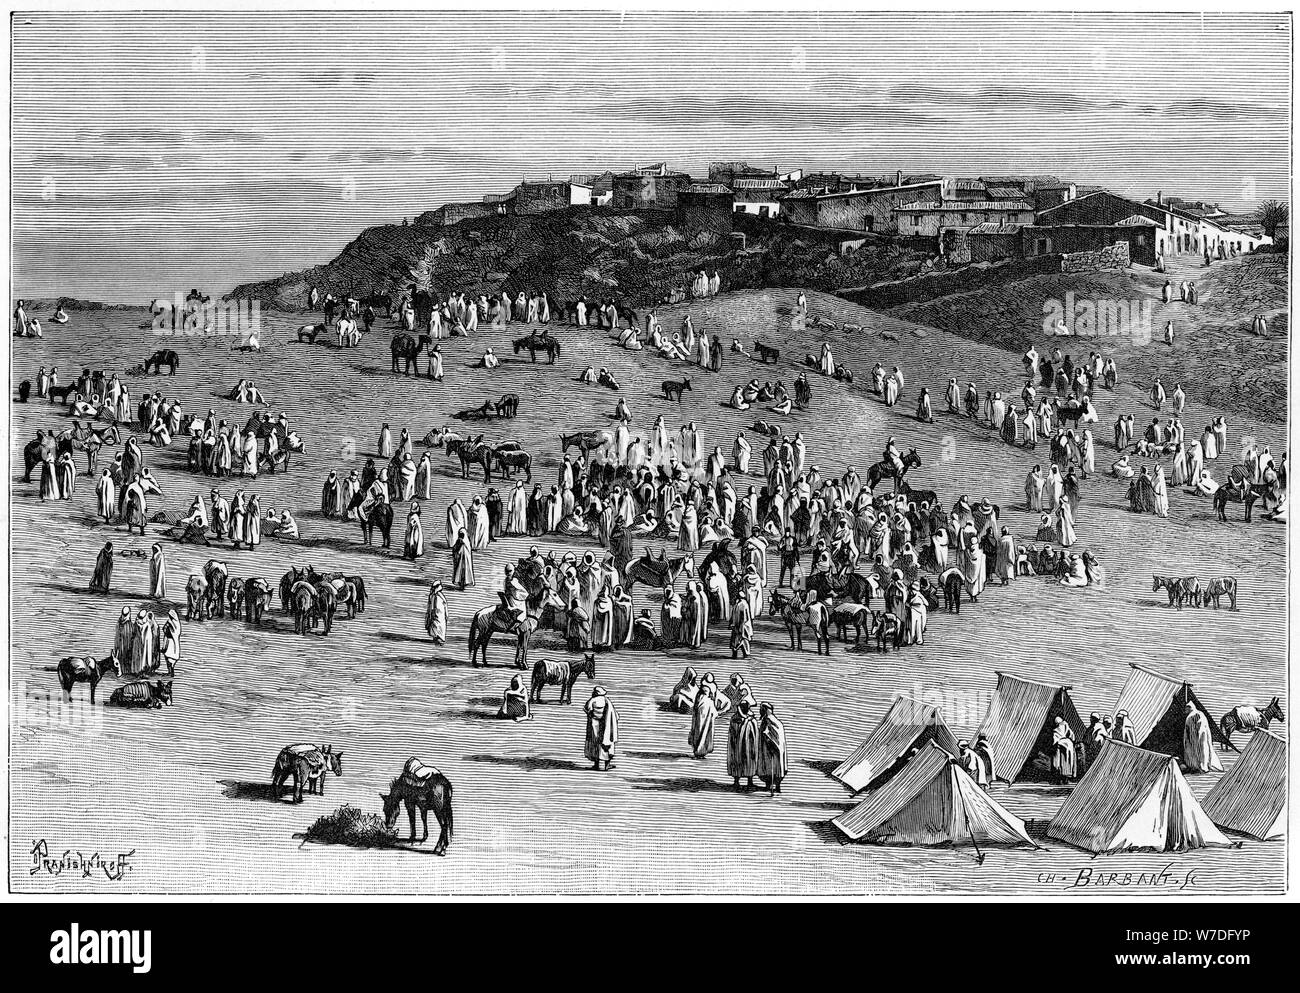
[976,671,1087,782]
[832,743,1036,849]
[1112,663,1235,758]
[1201,730,1286,840]
[1047,739,1233,853]
[832,695,961,792]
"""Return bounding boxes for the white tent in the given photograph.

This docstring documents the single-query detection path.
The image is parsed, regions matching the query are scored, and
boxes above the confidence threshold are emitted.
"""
[1048,740,1233,853]
[832,695,961,793]
[832,744,1036,849]
[1201,730,1286,840]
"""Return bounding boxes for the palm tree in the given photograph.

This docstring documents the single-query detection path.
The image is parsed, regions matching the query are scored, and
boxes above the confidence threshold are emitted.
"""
[1257,199,1289,238]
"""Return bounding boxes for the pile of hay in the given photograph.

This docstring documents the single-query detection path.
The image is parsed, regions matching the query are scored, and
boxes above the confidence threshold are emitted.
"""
[301,804,399,849]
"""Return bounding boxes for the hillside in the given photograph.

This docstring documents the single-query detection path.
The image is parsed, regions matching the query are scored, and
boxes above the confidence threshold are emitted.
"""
[882,253,1289,422]
[228,207,932,311]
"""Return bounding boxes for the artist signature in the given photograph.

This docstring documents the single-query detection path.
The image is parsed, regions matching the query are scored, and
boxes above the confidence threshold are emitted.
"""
[29,839,136,881]
[1038,862,1197,891]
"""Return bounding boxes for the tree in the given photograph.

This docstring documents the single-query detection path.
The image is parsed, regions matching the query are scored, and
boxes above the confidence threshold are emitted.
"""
[1257,199,1289,238]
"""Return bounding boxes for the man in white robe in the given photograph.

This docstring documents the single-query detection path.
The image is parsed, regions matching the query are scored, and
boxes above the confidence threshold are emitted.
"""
[1182,703,1223,773]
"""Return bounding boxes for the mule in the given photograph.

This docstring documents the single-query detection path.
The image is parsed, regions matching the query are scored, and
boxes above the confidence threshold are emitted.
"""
[1219,698,1285,745]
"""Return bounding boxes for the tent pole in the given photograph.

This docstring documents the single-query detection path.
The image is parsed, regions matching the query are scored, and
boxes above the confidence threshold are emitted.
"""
[951,761,985,865]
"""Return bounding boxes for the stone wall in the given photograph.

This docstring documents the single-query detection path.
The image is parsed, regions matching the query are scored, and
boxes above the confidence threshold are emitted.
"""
[1060,241,1131,272]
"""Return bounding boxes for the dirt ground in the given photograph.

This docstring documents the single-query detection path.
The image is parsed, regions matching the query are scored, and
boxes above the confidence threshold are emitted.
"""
[8,286,1286,894]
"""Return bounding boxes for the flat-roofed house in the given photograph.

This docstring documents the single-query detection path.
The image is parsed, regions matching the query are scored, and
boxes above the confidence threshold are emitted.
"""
[730,177,790,218]
[895,199,1035,237]
[780,179,945,233]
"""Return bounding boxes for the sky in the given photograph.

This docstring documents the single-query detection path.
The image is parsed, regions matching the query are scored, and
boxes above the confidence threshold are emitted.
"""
[9,10,1292,303]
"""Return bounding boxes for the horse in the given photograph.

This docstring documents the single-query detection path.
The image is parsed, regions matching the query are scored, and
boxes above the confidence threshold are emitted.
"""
[446,437,493,483]
[829,602,872,645]
[866,449,921,492]
[494,393,520,418]
[511,334,561,364]
[391,332,431,374]
[143,349,180,375]
[56,654,117,704]
[624,548,689,594]
[753,341,780,364]
[1214,480,1264,522]
[897,481,940,509]
[381,760,454,854]
[529,653,597,704]
[806,570,876,611]
[1219,698,1285,745]
[1202,577,1238,610]
[467,557,562,668]
[271,743,343,803]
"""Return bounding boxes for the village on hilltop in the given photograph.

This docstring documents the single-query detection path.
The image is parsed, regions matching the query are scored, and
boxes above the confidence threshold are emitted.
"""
[415,161,1281,266]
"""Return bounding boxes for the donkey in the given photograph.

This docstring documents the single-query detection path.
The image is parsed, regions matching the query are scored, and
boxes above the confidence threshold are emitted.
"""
[1219,698,1285,745]
[381,759,454,854]
[56,654,117,704]
[529,653,597,704]
[662,377,692,402]
[1202,577,1238,610]
[1152,575,1181,608]
[271,743,343,803]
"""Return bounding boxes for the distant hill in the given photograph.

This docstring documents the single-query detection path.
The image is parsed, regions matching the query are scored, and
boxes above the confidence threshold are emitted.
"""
[228,207,933,312]
[19,297,140,311]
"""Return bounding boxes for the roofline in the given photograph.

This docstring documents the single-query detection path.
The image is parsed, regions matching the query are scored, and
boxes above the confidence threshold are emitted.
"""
[797,179,944,201]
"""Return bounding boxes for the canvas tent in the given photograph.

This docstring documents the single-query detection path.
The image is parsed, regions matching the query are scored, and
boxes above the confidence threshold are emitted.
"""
[1201,730,1286,840]
[832,744,1036,849]
[976,671,1087,782]
[1112,662,1235,758]
[1047,739,1233,853]
[832,695,961,792]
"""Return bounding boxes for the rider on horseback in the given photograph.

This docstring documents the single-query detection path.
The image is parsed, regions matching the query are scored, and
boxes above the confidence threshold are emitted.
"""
[496,565,529,630]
